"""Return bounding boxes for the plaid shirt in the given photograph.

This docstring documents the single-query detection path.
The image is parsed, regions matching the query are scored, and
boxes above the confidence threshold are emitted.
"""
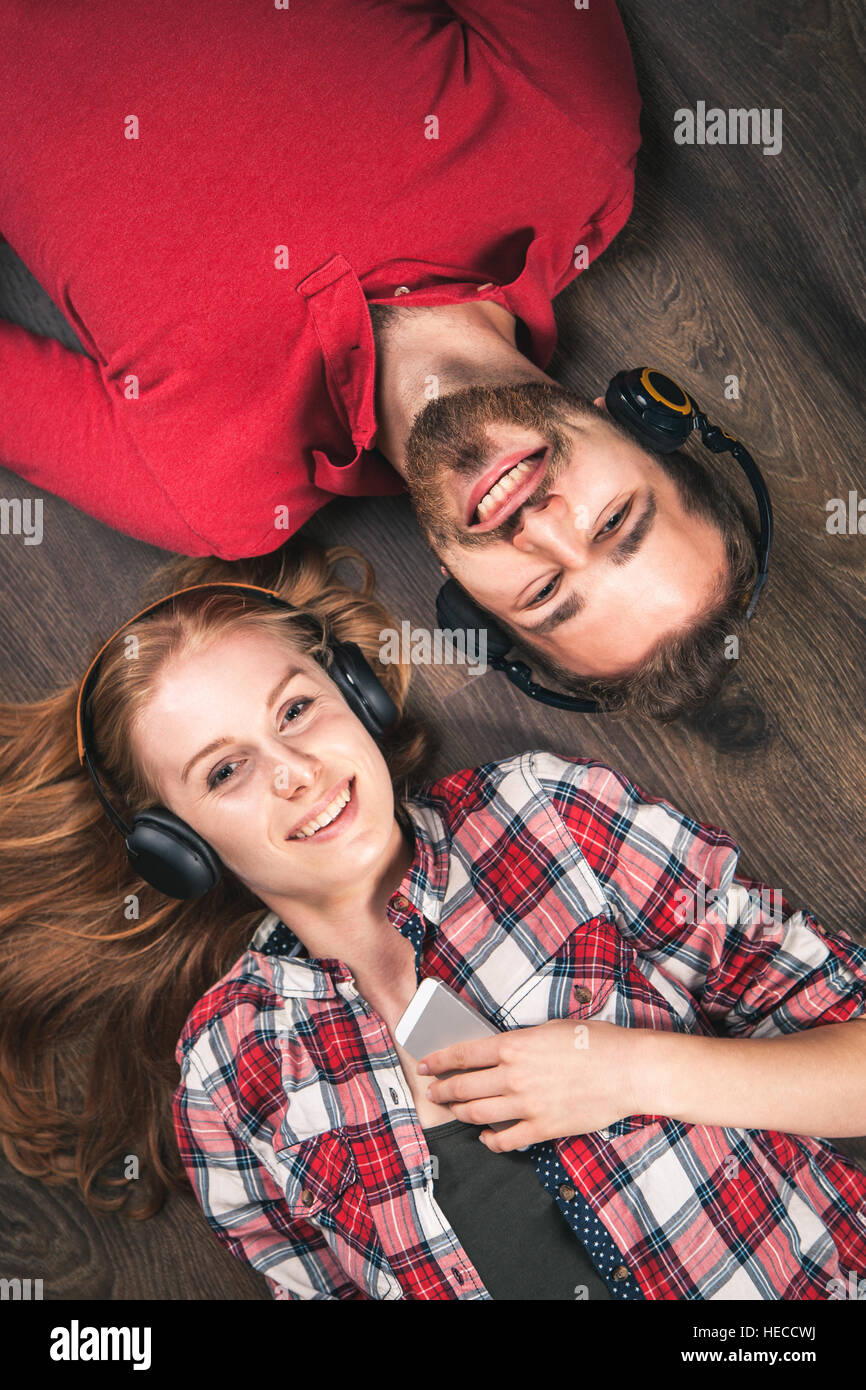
[173,752,866,1300]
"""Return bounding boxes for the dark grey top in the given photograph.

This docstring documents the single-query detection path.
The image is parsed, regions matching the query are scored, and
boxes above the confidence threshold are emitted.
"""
[424,1117,614,1301]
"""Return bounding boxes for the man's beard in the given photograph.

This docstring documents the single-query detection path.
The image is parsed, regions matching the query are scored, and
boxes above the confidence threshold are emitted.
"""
[400,379,596,550]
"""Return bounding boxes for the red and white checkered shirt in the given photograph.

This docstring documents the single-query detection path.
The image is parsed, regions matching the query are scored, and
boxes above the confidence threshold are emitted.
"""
[173,752,866,1299]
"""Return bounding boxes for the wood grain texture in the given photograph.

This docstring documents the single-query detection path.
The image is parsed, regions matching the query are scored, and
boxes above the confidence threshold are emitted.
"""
[0,0,863,1299]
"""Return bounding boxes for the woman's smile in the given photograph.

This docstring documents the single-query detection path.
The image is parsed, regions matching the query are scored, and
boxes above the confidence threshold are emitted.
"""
[285,775,358,843]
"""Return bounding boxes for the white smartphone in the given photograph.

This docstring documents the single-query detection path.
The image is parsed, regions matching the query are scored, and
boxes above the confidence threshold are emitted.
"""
[395,978,518,1132]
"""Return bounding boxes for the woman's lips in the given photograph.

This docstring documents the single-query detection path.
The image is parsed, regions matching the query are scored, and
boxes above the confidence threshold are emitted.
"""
[464,449,548,532]
[285,776,358,843]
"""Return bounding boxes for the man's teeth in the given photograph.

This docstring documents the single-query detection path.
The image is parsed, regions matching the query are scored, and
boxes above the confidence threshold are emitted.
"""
[290,784,352,839]
[475,459,533,522]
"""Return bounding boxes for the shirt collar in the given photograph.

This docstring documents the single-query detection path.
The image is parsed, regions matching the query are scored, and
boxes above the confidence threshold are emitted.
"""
[301,235,560,485]
[246,795,450,996]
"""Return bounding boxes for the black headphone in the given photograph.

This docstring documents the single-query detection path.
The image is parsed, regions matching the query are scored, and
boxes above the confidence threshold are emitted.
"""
[436,368,774,713]
[75,582,398,899]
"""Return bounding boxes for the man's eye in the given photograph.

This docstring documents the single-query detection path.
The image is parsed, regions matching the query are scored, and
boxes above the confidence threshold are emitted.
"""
[597,501,631,537]
[530,576,560,606]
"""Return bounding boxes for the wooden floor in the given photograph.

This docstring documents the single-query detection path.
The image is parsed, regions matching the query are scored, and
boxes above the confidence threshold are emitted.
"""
[0,0,863,1299]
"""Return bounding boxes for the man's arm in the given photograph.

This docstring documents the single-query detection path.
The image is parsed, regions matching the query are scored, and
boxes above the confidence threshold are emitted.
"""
[0,318,209,552]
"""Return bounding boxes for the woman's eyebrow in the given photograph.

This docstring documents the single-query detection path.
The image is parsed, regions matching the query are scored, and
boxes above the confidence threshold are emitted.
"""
[179,664,303,783]
[265,663,304,709]
[181,736,232,784]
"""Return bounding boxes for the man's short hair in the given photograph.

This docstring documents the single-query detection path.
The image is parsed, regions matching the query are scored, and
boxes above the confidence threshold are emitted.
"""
[501,440,760,722]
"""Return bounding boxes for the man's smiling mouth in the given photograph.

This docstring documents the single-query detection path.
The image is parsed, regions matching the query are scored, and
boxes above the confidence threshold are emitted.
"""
[466,447,548,530]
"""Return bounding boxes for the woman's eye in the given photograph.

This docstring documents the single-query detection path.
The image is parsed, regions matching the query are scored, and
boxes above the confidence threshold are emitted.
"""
[531,576,559,606]
[207,760,240,791]
[281,698,312,725]
[206,699,314,791]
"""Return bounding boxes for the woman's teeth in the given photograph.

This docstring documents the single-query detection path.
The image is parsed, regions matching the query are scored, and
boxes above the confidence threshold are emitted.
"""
[475,459,534,523]
[289,783,352,839]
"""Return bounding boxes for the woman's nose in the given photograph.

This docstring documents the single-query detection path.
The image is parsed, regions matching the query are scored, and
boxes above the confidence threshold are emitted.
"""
[269,749,321,798]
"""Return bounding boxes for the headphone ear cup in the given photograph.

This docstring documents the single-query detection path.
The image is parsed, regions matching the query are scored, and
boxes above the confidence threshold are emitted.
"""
[329,641,398,739]
[605,368,693,453]
[435,579,513,666]
[126,809,222,899]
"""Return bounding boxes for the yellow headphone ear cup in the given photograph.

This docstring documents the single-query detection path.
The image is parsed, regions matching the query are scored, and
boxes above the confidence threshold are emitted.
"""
[640,368,693,415]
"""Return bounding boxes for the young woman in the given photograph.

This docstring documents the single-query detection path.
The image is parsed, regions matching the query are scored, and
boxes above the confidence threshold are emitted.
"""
[1,543,864,1301]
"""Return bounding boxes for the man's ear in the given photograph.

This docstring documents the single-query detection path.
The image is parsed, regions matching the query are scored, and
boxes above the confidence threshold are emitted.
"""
[593,395,606,410]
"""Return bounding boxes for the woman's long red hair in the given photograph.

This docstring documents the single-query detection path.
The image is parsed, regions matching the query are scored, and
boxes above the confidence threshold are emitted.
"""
[0,543,433,1218]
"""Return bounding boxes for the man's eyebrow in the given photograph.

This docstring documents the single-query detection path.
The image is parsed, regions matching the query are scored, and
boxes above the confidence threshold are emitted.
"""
[515,490,658,638]
[180,663,303,783]
[609,488,657,566]
[523,588,586,638]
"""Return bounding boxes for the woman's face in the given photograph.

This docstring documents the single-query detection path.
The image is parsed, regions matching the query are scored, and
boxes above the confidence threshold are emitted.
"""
[132,626,400,901]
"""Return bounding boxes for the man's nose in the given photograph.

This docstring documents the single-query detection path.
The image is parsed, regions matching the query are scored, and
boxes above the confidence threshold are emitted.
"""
[511,494,587,564]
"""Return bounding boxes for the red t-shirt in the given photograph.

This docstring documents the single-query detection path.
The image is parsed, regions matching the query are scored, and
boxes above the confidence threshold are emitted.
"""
[0,0,641,558]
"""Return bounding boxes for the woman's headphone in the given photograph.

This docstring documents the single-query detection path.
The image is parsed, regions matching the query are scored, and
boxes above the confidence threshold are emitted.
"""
[75,582,398,899]
[436,367,774,713]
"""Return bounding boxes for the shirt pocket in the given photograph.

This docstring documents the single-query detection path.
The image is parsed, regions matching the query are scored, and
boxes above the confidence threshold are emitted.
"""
[495,912,695,1140]
[496,912,630,1028]
[275,1128,401,1300]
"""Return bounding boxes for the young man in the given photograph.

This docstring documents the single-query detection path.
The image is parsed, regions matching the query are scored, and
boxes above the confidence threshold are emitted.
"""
[0,1,755,713]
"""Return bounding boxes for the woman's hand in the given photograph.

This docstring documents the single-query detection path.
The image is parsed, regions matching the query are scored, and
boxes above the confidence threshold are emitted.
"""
[417,1018,648,1152]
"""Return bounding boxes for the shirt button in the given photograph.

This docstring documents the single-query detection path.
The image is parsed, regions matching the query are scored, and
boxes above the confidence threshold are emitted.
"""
[300,1188,315,1207]
[389,1086,400,1105]
[392,894,411,912]
[574,986,593,1005]
[394,285,411,295]
[558,1183,575,1201]
[453,1268,464,1286]
[612,1265,629,1281]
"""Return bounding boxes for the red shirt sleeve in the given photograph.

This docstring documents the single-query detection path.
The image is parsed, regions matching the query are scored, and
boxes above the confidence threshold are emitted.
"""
[0,319,214,553]
[443,0,642,167]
